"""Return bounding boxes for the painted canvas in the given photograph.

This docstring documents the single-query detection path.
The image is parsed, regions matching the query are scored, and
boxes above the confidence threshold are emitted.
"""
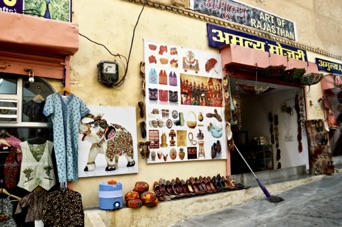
[78,106,139,178]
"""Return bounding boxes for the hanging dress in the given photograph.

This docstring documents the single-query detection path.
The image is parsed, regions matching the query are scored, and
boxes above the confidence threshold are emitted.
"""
[17,141,56,192]
[43,93,90,183]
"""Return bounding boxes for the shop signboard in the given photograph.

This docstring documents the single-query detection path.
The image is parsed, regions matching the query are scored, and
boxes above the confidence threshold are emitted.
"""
[0,0,72,22]
[144,39,227,164]
[316,58,342,87]
[207,23,307,62]
[192,0,296,41]
[316,58,342,75]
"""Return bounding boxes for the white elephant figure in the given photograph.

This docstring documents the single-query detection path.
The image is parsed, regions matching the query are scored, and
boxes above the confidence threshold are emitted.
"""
[79,113,135,171]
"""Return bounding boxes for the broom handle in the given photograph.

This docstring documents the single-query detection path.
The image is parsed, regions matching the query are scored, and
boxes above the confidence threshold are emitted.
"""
[234,144,258,179]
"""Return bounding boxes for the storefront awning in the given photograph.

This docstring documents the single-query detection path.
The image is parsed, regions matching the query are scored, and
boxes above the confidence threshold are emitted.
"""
[0,12,79,80]
[220,44,319,87]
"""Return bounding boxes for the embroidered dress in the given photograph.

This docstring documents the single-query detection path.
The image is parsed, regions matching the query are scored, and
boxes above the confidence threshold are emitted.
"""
[43,93,90,183]
[4,147,20,189]
[0,197,16,227]
[42,188,84,226]
[17,141,56,192]
[15,190,48,223]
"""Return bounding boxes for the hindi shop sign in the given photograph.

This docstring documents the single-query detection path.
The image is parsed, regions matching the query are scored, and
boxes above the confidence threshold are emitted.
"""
[316,58,342,75]
[207,23,307,62]
[192,0,296,41]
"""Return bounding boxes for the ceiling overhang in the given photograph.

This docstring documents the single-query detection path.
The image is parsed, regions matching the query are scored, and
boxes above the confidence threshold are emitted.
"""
[0,12,79,80]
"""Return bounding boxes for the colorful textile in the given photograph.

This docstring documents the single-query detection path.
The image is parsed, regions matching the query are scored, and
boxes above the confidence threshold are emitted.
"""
[4,147,20,189]
[15,189,48,223]
[43,93,90,183]
[42,188,84,226]
[4,136,22,150]
[0,197,16,227]
[17,141,56,192]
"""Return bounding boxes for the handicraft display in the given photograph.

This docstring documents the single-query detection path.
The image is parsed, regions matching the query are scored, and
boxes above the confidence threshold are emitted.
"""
[305,119,334,175]
[144,39,226,164]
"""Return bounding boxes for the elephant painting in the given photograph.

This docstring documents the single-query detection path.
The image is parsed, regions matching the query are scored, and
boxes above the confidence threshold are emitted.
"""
[79,113,135,171]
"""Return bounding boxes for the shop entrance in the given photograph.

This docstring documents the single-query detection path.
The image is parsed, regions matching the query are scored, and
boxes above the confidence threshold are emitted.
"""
[228,77,307,175]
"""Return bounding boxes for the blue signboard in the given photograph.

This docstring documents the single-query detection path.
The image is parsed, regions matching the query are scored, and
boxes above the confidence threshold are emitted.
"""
[207,23,307,62]
[316,58,342,75]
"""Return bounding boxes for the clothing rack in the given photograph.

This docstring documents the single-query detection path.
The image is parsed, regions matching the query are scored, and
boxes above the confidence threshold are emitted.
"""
[0,188,21,200]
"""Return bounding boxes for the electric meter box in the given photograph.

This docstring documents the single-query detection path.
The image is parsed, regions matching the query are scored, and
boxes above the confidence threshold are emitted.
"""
[97,61,119,87]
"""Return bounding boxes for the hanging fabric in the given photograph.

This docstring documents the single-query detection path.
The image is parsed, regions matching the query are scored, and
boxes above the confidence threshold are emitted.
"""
[42,188,84,226]
[17,141,56,192]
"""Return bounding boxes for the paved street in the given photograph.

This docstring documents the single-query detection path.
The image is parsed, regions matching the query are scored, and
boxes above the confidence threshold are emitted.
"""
[171,172,342,227]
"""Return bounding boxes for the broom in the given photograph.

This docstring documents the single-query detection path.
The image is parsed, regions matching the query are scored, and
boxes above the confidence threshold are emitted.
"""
[234,144,284,203]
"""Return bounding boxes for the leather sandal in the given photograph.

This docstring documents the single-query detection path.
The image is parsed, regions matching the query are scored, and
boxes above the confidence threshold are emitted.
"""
[153,181,166,201]
[175,178,187,197]
[211,144,216,159]
[140,121,146,139]
[276,148,281,161]
[195,177,206,194]
[207,176,217,193]
[214,109,222,122]
[159,179,173,200]
[190,177,204,195]
[216,174,228,191]
[181,179,193,196]
[199,176,210,193]
[171,179,182,198]
[202,176,214,193]
[158,179,171,201]
[222,175,234,190]
[185,179,196,195]
[216,140,221,153]
[138,101,145,118]
[165,180,176,199]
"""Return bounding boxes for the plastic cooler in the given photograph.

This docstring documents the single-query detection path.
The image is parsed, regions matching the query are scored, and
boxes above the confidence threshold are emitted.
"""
[98,182,123,210]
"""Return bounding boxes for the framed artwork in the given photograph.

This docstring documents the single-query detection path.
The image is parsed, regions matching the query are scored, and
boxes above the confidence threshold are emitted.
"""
[78,106,138,178]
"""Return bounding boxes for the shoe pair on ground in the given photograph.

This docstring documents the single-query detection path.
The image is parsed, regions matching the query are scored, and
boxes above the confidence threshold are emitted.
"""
[153,175,248,201]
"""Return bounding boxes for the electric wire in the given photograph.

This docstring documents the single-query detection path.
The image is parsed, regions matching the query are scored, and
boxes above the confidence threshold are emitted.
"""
[78,2,146,87]
[112,0,146,87]
[23,2,146,88]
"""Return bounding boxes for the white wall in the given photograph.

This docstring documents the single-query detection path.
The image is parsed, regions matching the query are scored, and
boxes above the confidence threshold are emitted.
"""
[239,88,309,170]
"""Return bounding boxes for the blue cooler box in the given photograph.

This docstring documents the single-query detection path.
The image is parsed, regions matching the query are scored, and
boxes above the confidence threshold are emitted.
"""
[98,182,123,210]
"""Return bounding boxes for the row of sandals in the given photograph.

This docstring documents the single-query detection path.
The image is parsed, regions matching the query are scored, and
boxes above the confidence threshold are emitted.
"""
[153,174,249,201]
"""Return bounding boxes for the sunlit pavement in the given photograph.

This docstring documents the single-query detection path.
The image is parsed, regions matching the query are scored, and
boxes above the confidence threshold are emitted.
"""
[171,171,342,227]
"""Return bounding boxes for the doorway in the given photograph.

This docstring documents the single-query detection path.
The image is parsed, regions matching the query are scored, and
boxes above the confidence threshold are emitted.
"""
[228,77,308,174]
